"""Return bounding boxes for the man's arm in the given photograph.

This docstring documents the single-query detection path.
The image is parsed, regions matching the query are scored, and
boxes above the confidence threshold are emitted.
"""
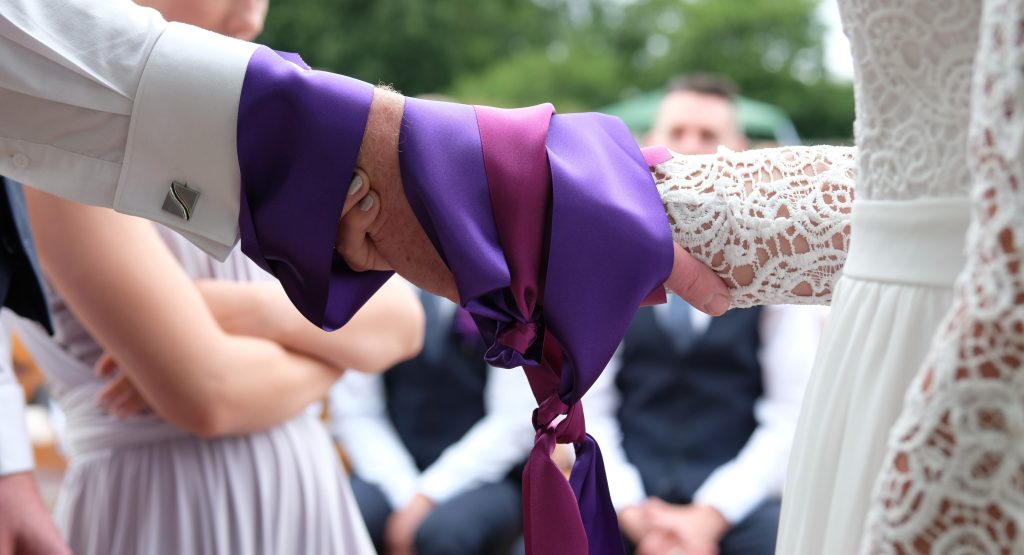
[0,324,70,555]
[328,373,420,509]
[582,350,648,513]
[0,329,31,479]
[415,365,536,504]
[2,0,727,334]
[1,0,255,258]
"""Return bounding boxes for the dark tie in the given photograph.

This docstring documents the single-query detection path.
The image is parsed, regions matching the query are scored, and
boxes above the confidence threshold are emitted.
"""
[666,295,696,354]
[419,290,445,363]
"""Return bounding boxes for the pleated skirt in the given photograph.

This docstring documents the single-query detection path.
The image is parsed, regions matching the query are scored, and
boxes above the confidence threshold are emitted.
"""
[776,198,971,554]
[54,413,375,555]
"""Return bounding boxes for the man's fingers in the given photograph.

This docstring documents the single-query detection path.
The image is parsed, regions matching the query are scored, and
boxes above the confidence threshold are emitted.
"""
[336,190,392,272]
[339,168,371,219]
[665,244,731,316]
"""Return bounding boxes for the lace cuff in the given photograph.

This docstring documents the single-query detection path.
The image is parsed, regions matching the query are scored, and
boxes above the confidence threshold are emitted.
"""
[656,146,856,307]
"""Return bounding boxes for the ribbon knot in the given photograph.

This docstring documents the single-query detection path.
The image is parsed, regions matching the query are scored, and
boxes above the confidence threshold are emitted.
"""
[481,304,544,369]
[533,394,586,445]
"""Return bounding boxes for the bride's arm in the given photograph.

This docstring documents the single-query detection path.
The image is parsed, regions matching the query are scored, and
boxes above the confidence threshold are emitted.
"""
[655,145,856,307]
[863,1,1024,551]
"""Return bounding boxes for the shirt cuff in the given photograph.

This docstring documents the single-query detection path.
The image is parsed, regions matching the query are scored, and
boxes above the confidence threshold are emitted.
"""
[692,463,768,525]
[115,22,258,261]
[0,385,33,476]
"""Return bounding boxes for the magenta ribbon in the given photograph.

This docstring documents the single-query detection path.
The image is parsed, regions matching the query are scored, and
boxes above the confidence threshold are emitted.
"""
[401,99,673,554]
[236,49,673,553]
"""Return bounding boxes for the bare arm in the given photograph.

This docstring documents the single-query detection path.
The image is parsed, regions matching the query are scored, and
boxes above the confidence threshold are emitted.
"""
[25,188,343,438]
[196,276,424,374]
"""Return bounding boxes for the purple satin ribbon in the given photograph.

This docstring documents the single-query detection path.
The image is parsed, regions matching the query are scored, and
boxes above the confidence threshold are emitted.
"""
[237,50,673,553]
[237,47,394,331]
[402,99,673,554]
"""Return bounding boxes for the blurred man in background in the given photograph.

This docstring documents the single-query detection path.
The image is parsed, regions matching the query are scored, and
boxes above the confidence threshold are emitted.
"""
[330,289,535,555]
[586,74,818,555]
[648,74,748,155]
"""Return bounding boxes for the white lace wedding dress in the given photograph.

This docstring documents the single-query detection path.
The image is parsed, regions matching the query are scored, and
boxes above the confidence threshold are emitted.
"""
[654,0,1023,552]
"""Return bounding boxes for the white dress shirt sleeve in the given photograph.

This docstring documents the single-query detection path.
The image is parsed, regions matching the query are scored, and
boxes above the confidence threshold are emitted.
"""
[692,304,819,524]
[0,323,34,476]
[0,0,257,259]
[416,365,536,504]
[583,347,648,511]
[328,373,420,509]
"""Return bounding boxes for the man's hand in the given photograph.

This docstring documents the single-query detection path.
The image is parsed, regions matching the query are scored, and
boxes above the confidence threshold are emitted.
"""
[635,529,687,555]
[0,472,70,555]
[643,499,729,555]
[384,493,434,555]
[337,89,730,315]
[337,89,458,302]
[619,504,651,545]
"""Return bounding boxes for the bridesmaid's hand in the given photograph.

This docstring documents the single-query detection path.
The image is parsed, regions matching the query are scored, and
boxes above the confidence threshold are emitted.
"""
[95,352,152,419]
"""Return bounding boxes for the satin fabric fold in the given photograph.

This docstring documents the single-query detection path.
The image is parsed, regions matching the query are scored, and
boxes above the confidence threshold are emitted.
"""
[402,99,673,554]
[237,47,393,331]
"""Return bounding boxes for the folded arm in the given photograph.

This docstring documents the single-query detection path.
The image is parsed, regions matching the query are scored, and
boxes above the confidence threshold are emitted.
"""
[25,188,345,438]
[196,276,424,374]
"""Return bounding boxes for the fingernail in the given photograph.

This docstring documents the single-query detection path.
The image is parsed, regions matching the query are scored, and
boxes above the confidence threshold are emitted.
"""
[358,194,375,212]
[348,174,365,196]
[704,294,730,316]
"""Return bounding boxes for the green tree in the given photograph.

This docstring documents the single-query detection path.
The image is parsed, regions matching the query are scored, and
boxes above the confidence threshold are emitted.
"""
[259,0,853,140]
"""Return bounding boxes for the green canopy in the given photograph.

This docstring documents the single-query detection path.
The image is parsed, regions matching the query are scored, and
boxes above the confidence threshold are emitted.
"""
[600,89,800,144]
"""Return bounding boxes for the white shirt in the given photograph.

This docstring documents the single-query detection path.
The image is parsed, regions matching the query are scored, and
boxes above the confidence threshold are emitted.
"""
[586,304,821,524]
[0,320,33,476]
[1,0,256,258]
[328,300,537,508]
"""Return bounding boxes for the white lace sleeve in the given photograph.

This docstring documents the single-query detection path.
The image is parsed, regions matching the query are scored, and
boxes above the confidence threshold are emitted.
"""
[863,1,1024,552]
[655,146,856,307]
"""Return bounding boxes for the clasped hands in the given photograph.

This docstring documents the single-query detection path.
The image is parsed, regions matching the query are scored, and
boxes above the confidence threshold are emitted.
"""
[335,89,731,316]
[620,500,730,555]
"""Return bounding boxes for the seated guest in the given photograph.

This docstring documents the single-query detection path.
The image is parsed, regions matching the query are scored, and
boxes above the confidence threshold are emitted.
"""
[331,289,536,555]
[587,297,819,555]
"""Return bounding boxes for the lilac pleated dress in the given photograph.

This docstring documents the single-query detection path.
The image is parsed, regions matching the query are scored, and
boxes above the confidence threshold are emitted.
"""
[10,227,374,555]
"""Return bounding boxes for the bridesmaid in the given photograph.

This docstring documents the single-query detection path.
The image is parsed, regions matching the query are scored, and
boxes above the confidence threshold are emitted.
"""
[9,1,425,553]
[14,186,422,554]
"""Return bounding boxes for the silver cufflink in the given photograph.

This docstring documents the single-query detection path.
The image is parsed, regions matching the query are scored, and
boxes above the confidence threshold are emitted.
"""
[162,181,199,221]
